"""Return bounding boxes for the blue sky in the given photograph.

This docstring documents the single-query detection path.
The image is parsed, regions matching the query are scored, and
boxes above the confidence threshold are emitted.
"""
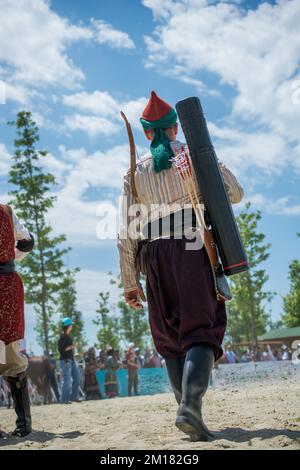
[0,0,299,353]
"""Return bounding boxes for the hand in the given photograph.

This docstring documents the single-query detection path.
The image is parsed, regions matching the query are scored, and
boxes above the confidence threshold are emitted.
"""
[125,287,146,309]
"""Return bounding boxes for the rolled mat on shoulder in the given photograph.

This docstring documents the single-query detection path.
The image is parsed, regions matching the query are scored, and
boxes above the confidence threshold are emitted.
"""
[175,96,249,276]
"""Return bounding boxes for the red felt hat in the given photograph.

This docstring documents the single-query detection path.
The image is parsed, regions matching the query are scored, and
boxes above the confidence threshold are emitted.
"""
[142,91,173,121]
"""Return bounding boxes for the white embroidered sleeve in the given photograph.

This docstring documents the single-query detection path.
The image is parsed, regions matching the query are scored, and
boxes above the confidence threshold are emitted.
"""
[12,212,31,261]
[219,162,244,204]
[183,143,244,204]
[117,171,141,292]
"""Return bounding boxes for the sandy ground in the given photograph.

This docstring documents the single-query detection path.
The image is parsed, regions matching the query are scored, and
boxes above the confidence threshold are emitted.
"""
[1,378,300,450]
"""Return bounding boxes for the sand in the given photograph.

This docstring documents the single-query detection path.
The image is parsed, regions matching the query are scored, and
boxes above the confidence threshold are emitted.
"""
[0,378,299,450]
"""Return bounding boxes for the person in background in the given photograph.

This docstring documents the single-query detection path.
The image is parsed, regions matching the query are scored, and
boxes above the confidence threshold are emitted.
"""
[265,344,275,361]
[149,350,163,368]
[281,344,289,361]
[135,348,143,368]
[57,317,80,404]
[273,349,281,361]
[75,353,85,400]
[104,349,119,398]
[114,350,123,369]
[225,345,237,364]
[143,347,152,368]
[98,350,106,370]
[261,351,268,361]
[0,203,34,438]
[49,352,60,403]
[126,343,139,396]
[84,347,101,400]
[240,350,250,363]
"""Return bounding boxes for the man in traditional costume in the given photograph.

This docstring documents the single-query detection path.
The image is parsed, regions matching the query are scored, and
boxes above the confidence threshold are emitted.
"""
[125,343,139,396]
[83,347,102,400]
[0,204,34,438]
[104,349,119,398]
[118,92,244,441]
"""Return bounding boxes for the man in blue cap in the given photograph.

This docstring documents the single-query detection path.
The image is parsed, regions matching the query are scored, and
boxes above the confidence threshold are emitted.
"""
[57,317,80,404]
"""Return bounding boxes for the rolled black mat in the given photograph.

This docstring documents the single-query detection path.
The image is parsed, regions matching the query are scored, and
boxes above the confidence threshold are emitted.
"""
[175,96,248,276]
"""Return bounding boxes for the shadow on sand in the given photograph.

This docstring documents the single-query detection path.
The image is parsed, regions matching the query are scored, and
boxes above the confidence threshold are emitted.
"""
[0,430,84,447]
[181,427,300,445]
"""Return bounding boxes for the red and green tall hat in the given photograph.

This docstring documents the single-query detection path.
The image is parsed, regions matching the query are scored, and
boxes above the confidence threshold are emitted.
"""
[140,91,177,173]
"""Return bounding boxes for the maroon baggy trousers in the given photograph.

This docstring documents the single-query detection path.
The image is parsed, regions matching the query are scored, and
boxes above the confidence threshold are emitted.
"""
[146,238,227,361]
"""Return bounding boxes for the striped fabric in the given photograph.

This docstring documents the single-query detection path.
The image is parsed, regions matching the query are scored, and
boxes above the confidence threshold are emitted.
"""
[117,140,244,292]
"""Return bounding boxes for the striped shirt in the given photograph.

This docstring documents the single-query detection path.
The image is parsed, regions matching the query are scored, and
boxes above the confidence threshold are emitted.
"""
[118,140,244,292]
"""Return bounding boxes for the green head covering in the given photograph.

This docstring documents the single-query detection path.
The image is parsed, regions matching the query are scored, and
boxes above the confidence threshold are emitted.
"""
[140,108,178,173]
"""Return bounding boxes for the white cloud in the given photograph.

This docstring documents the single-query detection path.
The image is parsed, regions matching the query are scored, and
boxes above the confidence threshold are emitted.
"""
[41,152,72,182]
[208,122,290,176]
[0,0,92,90]
[291,143,300,173]
[92,19,135,50]
[0,143,11,176]
[47,144,130,245]
[62,91,148,135]
[0,1,137,110]
[76,269,120,316]
[245,193,300,216]
[59,144,129,192]
[120,97,148,129]
[62,91,120,117]
[0,141,71,182]
[63,113,120,137]
[142,0,175,20]
[143,0,300,155]
[1,82,31,105]
[2,142,130,246]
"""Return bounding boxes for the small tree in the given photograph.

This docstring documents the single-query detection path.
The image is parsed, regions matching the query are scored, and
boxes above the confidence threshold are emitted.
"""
[93,292,120,350]
[113,275,151,350]
[118,299,150,350]
[228,203,273,344]
[8,111,69,354]
[282,234,300,327]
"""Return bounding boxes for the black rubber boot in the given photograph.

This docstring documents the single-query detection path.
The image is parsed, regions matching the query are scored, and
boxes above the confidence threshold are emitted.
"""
[165,355,186,405]
[6,373,32,437]
[176,344,214,441]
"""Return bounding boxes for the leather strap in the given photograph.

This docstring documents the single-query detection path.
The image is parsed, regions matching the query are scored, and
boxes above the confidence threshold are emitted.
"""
[203,228,218,268]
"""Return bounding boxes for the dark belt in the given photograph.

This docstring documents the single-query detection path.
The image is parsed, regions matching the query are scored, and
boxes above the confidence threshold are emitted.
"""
[143,209,198,240]
[0,260,16,274]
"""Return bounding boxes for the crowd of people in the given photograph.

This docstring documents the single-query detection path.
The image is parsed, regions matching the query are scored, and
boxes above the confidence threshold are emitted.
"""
[220,343,294,364]
[0,318,165,409]
[83,343,164,400]
[1,319,295,411]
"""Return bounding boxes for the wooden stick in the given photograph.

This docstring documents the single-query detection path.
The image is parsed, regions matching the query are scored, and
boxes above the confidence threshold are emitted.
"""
[181,172,203,230]
[187,172,207,229]
[181,171,205,230]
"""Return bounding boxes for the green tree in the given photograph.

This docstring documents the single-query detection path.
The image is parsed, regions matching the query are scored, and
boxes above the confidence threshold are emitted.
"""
[8,111,69,354]
[113,275,151,350]
[282,234,300,327]
[49,269,86,355]
[93,292,120,350]
[118,299,150,350]
[228,202,273,344]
